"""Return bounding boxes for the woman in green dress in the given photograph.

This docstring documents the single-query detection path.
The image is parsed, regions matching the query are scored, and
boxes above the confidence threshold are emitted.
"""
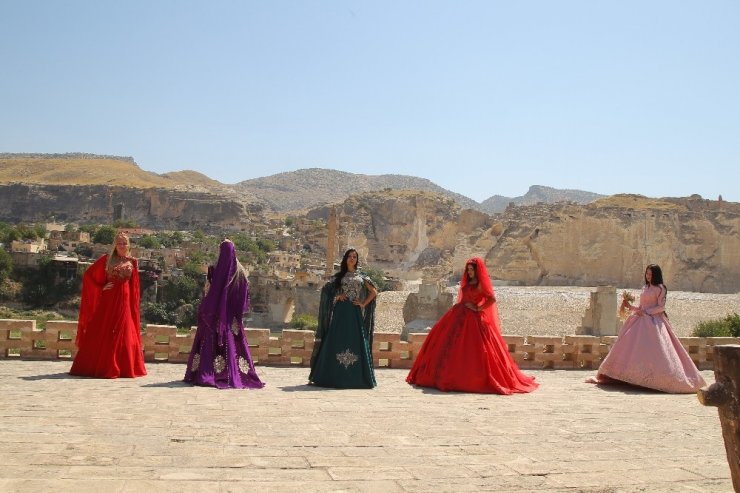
[309,248,377,388]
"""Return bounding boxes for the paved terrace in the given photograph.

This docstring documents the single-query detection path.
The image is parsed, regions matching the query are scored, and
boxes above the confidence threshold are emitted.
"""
[0,361,732,492]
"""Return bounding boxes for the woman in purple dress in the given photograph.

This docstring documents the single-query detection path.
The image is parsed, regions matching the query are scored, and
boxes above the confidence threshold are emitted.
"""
[184,239,264,389]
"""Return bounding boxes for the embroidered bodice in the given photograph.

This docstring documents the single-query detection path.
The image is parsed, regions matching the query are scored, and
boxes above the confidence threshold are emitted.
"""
[340,271,365,302]
[460,285,489,305]
[107,259,134,282]
[638,284,666,316]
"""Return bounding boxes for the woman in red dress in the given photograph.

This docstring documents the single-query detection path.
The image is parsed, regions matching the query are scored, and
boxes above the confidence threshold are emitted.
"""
[406,257,537,394]
[70,231,147,378]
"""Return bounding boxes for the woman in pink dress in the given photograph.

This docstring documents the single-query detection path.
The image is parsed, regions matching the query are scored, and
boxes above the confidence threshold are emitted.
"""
[587,264,705,393]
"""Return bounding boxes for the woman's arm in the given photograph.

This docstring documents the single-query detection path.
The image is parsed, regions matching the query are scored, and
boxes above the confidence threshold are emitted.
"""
[644,285,667,315]
[355,281,377,308]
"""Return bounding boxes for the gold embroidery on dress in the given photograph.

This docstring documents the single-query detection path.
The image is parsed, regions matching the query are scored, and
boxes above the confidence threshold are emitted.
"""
[191,353,200,372]
[231,320,240,336]
[214,355,226,373]
[336,349,358,369]
[238,356,250,374]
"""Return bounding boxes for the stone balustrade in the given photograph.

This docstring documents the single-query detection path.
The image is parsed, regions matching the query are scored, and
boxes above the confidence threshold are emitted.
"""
[1,318,737,370]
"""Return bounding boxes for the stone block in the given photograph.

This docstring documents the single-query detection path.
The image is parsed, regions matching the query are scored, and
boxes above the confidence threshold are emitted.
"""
[0,319,36,331]
[377,341,391,351]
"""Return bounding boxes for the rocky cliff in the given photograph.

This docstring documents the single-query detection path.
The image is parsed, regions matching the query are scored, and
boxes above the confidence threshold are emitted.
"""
[0,184,260,230]
[483,195,740,293]
[311,192,740,293]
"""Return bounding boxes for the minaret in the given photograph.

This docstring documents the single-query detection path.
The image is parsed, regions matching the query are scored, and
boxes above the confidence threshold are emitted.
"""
[326,206,337,277]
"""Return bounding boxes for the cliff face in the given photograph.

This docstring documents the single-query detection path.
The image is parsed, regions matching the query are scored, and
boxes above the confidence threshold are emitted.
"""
[484,197,740,293]
[0,184,259,230]
[317,192,740,293]
[315,191,494,278]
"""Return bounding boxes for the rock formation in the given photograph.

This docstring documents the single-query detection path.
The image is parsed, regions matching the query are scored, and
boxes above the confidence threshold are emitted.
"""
[0,184,260,230]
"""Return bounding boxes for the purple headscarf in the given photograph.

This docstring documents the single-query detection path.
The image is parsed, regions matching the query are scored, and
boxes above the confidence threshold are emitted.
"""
[198,240,249,346]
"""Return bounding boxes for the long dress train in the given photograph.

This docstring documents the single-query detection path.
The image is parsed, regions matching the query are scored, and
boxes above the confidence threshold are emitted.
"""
[406,285,537,394]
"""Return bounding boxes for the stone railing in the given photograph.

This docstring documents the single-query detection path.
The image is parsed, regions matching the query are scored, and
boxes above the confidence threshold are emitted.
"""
[1,319,737,371]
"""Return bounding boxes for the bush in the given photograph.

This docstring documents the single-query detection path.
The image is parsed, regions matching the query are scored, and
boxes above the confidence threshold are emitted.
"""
[0,248,12,281]
[143,302,177,325]
[93,225,117,245]
[362,265,389,292]
[692,313,740,337]
[290,313,318,332]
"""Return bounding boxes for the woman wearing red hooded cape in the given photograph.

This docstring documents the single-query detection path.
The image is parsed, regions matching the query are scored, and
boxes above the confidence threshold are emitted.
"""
[407,257,537,394]
[70,231,146,378]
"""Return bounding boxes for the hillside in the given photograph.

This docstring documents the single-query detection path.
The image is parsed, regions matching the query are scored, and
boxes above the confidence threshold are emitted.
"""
[234,168,481,212]
[0,153,253,202]
[0,153,174,189]
[1,154,613,214]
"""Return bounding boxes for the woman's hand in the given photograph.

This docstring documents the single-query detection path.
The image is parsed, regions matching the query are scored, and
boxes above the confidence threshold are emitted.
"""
[102,282,114,291]
[334,293,347,303]
[464,302,479,312]
[352,299,366,308]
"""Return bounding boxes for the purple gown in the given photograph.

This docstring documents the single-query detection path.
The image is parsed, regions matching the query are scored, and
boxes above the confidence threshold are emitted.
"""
[184,240,264,389]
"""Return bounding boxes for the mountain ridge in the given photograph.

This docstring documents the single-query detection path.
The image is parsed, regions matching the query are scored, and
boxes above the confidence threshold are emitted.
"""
[0,153,606,213]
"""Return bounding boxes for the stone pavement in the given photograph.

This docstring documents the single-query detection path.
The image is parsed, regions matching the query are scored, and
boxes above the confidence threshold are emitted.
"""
[0,361,732,493]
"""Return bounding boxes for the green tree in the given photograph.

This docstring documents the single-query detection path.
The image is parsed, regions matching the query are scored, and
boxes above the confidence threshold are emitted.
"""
[257,238,276,252]
[182,260,206,279]
[362,265,389,292]
[160,275,201,306]
[74,244,94,258]
[0,248,12,281]
[93,225,117,245]
[138,234,161,249]
[113,219,138,228]
[19,255,81,307]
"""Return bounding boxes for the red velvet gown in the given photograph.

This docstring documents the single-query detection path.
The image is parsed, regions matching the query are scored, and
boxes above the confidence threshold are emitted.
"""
[406,285,537,394]
[70,255,147,378]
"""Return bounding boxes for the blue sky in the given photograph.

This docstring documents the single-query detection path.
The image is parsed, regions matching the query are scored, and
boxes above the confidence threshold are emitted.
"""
[1,1,738,203]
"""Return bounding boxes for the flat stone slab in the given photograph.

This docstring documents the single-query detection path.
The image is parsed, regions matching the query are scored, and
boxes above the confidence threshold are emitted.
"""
[0,361,732,492]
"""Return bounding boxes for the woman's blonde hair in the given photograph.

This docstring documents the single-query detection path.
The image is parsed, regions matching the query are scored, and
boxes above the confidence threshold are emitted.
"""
[106,231,130,271]
[229,256,248,288]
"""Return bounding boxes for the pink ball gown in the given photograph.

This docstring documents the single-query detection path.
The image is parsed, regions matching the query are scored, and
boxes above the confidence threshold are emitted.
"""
[588,284,705,393]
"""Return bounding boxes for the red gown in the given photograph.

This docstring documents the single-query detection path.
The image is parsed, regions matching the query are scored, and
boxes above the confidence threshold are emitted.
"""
[407,259,537,394]
[70,255,147,378]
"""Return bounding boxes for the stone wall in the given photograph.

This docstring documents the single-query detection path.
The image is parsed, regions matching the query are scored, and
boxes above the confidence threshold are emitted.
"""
[1,319,736,371]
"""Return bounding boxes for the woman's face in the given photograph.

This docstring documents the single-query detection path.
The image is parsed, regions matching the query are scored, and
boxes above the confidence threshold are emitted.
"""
[645,267,653,284]
[346,251,358,270]
[466,263,476,281]
[115,237,129,257]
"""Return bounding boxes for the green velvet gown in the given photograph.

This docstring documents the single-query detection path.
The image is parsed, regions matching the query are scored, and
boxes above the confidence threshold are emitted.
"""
[309,271,377,389]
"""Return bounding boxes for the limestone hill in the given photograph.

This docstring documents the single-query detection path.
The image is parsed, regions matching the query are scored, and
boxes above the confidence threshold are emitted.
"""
[234,168,481,213]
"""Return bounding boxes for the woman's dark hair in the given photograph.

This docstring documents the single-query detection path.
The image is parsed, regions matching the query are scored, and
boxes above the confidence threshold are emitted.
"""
[645,264,664,287]
[333,249,359,289]
[645,264,668,295]
[645,264,668,307]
